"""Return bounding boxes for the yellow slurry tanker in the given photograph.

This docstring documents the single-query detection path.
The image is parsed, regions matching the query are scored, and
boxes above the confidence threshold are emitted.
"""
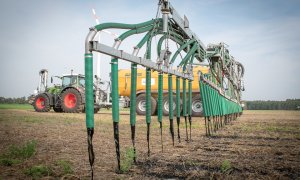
[118,66,209,116]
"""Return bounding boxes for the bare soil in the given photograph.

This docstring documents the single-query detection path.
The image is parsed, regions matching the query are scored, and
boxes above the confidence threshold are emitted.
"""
[0,110,299,179]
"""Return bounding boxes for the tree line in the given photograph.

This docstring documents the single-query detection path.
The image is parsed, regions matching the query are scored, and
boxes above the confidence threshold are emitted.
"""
[1,96,300,110]
[245,99,300,110]
[0,97,28,104]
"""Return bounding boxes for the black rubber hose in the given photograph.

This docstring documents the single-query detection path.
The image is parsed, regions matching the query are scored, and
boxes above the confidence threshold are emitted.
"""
[113,122,120,171]
[87,128,94,179]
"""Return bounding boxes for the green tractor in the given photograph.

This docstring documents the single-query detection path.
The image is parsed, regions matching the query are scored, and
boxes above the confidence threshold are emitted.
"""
[30,69,102,113]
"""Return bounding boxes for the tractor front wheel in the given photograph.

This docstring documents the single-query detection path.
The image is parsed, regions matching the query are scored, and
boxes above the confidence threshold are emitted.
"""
[33,94,50,112]
[61,88,83,113]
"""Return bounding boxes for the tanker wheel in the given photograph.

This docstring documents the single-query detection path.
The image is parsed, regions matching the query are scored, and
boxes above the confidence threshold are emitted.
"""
[162,95,180,116]
[33,94,50,112]
[61,88,83,113]
[136,94,157,116]
[191,95,203,117]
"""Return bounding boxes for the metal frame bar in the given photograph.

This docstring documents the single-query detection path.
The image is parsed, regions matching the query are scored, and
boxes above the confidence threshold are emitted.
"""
[91,41,193,80]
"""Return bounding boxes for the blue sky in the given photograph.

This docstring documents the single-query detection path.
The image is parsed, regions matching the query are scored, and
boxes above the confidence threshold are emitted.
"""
[0,0,299,100]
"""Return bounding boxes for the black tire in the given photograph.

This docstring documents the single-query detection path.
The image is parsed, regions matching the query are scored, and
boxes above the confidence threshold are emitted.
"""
[191,95,203,117]
[33,94,51,112]
[61,88,83,113]
[162,95,180,116]
[94,107,100,113]
[82,106,100,114]
[53,107,63,113]
[136,94,157,116]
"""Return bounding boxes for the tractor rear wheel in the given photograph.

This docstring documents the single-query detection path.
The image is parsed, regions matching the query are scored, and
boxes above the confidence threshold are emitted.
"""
[94,108,100,113]
[33,94,50,112]
[136,94,157,116]
[61,88,83,113]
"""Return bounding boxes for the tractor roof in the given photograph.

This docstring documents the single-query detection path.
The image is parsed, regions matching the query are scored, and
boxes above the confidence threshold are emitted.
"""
[63,74,84,77]
[62,74,85,77]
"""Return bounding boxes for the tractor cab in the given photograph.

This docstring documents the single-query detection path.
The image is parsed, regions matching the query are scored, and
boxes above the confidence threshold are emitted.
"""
[61,74,85,88]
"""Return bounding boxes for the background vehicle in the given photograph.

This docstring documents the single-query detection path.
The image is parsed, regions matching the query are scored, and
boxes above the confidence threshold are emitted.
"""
[30,69,111,113]
[118,66,209,117]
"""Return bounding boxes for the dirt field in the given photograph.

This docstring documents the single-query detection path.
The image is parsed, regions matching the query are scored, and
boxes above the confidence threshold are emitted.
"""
[0,109,299,179]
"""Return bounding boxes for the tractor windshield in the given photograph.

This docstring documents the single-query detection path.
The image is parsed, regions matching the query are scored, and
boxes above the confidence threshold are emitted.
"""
[79,77,85,87]
[62,76,77,87]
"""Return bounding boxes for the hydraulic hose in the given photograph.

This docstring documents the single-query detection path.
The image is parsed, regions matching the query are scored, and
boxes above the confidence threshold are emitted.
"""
[95,19,156,31]
[130,63,137,162]
[176,76,181,143]
[170,39,196,64]
[168,74,174,146]
[182,78,188,141]
[157,71,163,151]
[84,53,95,179]
[188,80,192,140]
[117,19,162,41]
[157,33,184,57]
[180,43,199,68]
[111,58,120,170]
[199,78,207,135]
[145,37,152,156]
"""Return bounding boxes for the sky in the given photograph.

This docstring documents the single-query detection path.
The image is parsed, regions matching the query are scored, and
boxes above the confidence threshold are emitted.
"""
[0,0,299,101]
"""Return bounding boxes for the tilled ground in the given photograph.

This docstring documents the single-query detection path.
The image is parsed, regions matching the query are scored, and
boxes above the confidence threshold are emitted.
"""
[0,110,299,179]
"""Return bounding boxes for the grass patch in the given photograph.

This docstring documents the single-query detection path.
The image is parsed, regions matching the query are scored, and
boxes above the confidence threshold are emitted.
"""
[0,158,21,166]
[220,159,233,174]
[185,159,201,166]
[0,140,36,166]
[0,104,32,110]
[24,165,52,179]
[24,160,73,179]
[55,160,73,175]
[265,126,297,132]
[120,147,135,173]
